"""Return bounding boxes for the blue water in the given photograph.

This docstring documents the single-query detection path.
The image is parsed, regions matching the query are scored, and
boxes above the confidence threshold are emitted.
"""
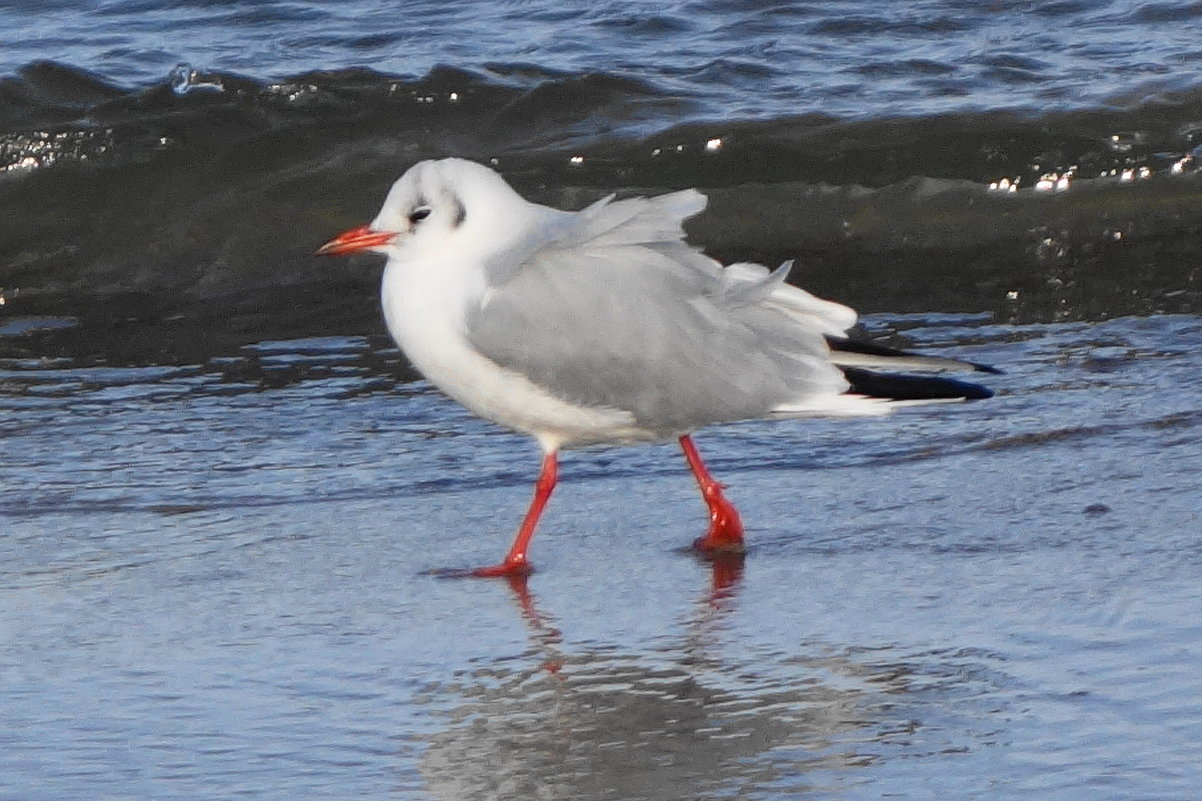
[4,0,1202,120]
[3,314,1202,800]
[4,2,1202,799]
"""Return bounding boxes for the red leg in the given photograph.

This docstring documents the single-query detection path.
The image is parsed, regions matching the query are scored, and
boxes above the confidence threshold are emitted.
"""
[679,435,746,554]
[469,451,558,577]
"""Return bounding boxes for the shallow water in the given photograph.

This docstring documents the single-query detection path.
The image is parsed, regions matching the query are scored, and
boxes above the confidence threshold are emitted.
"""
[4,2,1202,797]
[3,312,1200,800]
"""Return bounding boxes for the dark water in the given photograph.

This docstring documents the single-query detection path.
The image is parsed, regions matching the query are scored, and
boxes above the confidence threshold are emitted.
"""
[4,0,1202,336]
[3,2,1202,799]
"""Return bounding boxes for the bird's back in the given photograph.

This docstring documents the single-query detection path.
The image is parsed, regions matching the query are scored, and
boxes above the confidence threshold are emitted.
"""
[464,193,870,439]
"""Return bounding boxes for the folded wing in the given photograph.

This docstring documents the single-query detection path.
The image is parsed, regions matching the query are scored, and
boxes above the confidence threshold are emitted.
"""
[465,193,864,436]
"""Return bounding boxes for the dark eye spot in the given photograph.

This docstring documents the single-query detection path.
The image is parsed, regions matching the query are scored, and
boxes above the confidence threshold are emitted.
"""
[409,206,432,224]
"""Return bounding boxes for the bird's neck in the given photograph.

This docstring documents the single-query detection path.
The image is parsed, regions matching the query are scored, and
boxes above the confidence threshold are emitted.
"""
[381,254,484,342]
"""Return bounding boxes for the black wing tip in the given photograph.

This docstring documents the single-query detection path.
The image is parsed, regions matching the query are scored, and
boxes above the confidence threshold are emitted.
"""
[827,335,1002,374]
[841,367,995,402]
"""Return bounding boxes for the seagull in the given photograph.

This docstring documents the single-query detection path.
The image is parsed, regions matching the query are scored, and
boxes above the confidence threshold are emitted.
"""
[318,158,994,577]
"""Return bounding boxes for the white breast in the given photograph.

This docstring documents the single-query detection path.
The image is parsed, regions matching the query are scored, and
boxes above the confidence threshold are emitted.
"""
[380,258,646,451]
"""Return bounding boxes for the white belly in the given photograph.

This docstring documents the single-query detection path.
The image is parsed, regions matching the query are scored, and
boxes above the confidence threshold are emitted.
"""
[381,261,646,451]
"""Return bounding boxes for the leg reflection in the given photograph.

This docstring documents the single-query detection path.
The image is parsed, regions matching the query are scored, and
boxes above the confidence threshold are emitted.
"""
[502,572,563,674]
[707,552,745,607]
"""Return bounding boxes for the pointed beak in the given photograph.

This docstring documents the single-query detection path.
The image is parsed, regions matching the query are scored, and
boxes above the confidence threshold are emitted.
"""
[315,225,397,256]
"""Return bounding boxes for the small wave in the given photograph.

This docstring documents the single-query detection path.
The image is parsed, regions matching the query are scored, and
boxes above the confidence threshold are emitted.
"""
[2,61,1202,357]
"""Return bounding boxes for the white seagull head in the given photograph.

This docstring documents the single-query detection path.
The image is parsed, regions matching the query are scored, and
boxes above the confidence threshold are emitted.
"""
[316,158,532,262]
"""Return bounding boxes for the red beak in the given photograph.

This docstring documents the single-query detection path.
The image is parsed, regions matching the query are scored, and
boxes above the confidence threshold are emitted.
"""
[315,225,396,256]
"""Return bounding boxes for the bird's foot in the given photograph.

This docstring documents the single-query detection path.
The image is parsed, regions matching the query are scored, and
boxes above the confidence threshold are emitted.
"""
[470,559,535,578]
[692,533,747,556]
[692,490,746,555]
[426,558,534,579]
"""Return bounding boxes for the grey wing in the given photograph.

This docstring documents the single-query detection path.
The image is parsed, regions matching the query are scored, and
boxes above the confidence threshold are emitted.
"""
[464,243,850,436]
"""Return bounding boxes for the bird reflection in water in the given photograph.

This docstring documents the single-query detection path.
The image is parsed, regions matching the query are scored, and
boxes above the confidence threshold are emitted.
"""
[500,553,746,676]
[415,554,902,800]
[500,572,565,675]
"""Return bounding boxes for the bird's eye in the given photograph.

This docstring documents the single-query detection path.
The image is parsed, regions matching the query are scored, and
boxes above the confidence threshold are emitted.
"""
[409,206,432,224]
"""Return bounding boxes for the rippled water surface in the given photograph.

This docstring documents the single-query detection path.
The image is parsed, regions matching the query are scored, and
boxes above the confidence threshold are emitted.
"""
[4,1,1202,797]
[4,0,1202,120]
[3,313,1200,800]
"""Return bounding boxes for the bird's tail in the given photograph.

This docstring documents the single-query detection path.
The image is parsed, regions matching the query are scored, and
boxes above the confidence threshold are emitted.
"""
[827,336,997,402]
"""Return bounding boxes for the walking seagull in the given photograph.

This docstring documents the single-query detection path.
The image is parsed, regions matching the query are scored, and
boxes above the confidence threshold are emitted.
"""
[318,158,994,576]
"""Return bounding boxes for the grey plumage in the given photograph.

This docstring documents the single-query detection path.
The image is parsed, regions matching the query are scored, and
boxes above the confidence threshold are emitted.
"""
[464,191,850,438]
